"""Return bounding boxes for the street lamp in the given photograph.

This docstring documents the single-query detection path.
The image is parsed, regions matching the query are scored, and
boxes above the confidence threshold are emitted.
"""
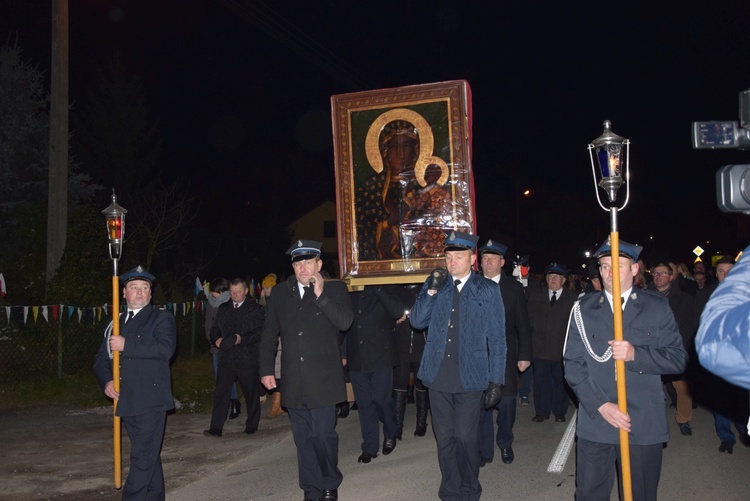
[101,189,127,489]
[587,120,633,501]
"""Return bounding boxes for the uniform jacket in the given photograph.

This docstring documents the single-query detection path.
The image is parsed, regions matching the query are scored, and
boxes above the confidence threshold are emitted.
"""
[260,276,354,409]
[696,243,750,390]
[527,285,577,360]
[411,271,507,392]
[496,273,533,396]
[93,305,177,417]
[563,289,688,445]
[343,285,404,372]
[210,298,265,369]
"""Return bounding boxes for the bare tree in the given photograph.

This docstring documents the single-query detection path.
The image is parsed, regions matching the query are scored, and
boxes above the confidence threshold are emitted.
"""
[127,179,199,271]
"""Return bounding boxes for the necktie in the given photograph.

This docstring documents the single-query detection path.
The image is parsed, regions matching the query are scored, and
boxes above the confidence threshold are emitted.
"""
[454,279,461,293]
[125,310,134,324]
[234,302,239,309]
[550,290,557,306]
[621,297,626,310]
[303,286,311,298]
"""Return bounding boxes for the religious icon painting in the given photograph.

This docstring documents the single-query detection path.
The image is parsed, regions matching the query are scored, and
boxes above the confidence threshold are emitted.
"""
[331,80,477,283]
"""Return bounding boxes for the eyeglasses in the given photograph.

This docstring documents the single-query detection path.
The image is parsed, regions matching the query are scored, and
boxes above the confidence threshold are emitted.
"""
[651,271,670,277]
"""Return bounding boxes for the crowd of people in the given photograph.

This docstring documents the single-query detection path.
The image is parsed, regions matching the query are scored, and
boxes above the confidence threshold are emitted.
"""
[92,235,749,501]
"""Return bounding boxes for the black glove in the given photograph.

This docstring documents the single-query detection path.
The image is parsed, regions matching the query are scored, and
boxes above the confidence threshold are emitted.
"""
[428,268,449,291]
[483,382,504,410]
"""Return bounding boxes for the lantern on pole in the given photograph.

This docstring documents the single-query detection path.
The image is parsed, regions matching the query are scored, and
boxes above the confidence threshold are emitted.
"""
[588,120,633,500]
[101,189,127,489]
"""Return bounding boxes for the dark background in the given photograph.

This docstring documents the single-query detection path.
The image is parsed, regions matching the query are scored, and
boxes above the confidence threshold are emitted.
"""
[4,0,750,277]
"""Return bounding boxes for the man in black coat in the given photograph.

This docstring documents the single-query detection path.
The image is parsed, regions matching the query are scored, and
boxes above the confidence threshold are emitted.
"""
[343,285,404,463]
[527,263,577,422]
[93,266,176,501]
[204,278,266,437]
[648,261,695,436]
[260,240,353,501]
[477,240,532,466]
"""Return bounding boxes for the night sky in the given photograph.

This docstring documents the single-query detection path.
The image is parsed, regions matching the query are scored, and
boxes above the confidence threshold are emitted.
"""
[4,1,750,276]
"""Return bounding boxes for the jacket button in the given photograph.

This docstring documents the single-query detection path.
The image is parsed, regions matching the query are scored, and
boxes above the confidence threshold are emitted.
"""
[298,331,303,336]
[300,357,304,362]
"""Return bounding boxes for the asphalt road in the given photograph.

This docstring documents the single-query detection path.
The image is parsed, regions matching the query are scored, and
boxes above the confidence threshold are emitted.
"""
[1,397,748,500]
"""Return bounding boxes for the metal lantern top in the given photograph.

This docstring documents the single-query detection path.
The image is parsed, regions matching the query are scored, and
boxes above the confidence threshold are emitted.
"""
[102,189,127,260]
[589,120,630,209]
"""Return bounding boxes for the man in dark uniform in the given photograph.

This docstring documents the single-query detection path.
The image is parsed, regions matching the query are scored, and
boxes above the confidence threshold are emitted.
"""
[343,285,404,463]
[260,240,353,501]
[204,278,266,437]
[410,231,506,501]
[93,266,176,501]
[477,240,532,466]
[563,239,687,500]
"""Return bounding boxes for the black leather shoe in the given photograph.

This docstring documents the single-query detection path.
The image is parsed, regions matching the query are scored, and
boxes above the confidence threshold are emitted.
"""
[243,427,257,434]
[229,399,241,420]
[321,488,338,500]
[479,456,492,467]
[739,433,750,447]
[554,415,566,423]
[203,428,222,438]
[678,422,692,436]
[382,437,397,455]
[336,402,350,419]
[531,415,549,422]
[719,441,734,454]
[501,447,515,464]
[358,451,377,463]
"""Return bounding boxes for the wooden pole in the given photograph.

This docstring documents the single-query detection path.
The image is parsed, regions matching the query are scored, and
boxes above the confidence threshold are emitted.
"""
[112,275,122,489]
[609,217,632,500]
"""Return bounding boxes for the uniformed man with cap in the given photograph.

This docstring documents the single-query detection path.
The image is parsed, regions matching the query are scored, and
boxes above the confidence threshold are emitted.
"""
[93,266,177,501]
[259,240,353,501]
[410,231,506,501]
[477,240,532,466]
[526,261,577,423]
[563,239,687,501]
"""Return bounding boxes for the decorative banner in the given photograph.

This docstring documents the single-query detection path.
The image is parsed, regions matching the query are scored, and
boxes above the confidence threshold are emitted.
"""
[42,305,48,323]
[194,277,202,296]
[66,306,74,319]
[77,308,83,322]
[4,306,9,323]
[32,306,39,323]
[23,306,29,324]
[52,304,59,321]
[0,273,6,297]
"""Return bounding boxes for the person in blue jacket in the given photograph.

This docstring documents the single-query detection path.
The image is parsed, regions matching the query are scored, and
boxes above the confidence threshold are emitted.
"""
[410,230,506,501]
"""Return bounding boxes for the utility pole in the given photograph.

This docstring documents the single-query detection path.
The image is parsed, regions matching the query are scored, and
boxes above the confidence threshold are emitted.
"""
[47,0,69,291]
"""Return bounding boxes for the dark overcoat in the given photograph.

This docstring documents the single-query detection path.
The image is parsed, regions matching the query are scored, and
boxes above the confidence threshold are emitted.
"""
[343,285,404,372]
[259,277,353,409]
[93,305,176,417]
[497,273,533,396]
[411,271,507,391]
[527,285,577,360]
[563,289,687,445]
[210,298,265,369]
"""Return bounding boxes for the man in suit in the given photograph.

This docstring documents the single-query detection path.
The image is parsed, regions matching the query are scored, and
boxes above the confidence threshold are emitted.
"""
[527,263,577,422]
[260,240,353,501]
[343,285,404,463]
[410,231,506,501]
[477,240,532,466]
[93,266,177,501]
[204,278,266,437]
[563,239,687,500]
